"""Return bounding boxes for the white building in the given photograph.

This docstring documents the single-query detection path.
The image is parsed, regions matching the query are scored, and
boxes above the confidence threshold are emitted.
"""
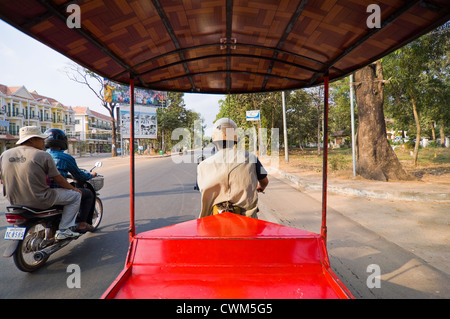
[72,106,113,154]
[0,83,112,155]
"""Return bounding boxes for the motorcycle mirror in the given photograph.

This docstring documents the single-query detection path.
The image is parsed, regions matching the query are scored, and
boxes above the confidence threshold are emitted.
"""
[91,161,102,172]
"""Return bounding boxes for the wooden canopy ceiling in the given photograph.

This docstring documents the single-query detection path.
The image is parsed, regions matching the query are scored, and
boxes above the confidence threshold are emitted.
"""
[1,0,449,94]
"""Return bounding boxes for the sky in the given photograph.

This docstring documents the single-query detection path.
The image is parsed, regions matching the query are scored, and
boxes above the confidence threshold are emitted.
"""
[0,20,224,136]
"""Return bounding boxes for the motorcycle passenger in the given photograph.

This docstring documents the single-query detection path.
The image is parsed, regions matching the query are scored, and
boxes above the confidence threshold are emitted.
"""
[196,118,269,218]
[0,126,82,240]
[45,128,97,233]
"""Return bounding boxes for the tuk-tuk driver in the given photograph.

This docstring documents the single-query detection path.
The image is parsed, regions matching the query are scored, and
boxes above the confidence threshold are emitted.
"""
[196,118,268,218]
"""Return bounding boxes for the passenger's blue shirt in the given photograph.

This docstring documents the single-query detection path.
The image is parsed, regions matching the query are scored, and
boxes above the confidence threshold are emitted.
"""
[47,149,93,187]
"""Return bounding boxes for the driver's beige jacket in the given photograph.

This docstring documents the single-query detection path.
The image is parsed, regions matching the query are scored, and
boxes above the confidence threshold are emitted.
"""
[197,149,259,218]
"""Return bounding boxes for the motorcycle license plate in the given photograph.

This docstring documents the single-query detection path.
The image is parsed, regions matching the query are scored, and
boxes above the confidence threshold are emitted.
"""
[4,227,26,240]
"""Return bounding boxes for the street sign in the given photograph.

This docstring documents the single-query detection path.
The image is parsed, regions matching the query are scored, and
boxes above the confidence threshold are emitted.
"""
[246,110,260,121]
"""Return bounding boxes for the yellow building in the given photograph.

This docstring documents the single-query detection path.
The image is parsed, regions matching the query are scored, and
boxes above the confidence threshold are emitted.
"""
[0,84,74,152]
[0,84,111,155]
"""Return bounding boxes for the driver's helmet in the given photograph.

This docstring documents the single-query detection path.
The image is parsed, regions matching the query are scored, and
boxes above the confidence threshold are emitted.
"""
[45,128,68,150]
[211,118,238,144]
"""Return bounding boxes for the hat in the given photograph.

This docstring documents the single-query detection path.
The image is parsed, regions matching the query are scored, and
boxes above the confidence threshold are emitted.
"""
[16,126,49,145]
[211,118,238,143]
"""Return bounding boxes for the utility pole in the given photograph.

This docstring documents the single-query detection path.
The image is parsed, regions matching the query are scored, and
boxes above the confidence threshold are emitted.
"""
[350,74,356,177]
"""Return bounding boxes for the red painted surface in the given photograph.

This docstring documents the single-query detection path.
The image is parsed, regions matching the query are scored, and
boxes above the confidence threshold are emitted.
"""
[102,213,353,299]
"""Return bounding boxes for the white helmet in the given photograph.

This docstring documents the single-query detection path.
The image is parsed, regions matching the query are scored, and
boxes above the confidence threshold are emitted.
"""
[211,118,238,143]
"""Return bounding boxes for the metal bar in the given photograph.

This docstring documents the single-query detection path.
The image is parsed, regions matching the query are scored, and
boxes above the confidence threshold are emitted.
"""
[328,0,422,69]
[151,0,196,91]
[225,0,233,93]
[21,0,81,29]
[350,74,356,177]
[321,75,329,243]
[144,70,309,87]
[114,42,341,80]
[262,0,309,90]
[137,53,322,79]
[309,0,423,85]
[34,0,142,85]
[129,78,135,242]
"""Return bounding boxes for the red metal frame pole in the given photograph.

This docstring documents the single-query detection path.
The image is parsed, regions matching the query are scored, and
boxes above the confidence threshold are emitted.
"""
[321,74,329,243]
[129,78,135,242]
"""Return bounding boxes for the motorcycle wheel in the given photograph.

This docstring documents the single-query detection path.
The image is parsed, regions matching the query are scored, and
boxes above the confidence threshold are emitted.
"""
[91,198,103,230]
[13,222,49,272]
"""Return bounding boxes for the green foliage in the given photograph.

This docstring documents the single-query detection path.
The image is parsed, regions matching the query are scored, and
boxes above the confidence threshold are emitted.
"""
[211,24,448,156]
[286,88,319,146]
[329,77,356,136]
[329,154,347,171]
[216,89,324,148]
[157,91,203,149]
[383,23,449,136]
[403,140,415,151]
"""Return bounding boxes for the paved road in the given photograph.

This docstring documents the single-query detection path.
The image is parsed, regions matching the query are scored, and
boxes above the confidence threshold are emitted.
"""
[0,154,200,298]
[1,153,448,298]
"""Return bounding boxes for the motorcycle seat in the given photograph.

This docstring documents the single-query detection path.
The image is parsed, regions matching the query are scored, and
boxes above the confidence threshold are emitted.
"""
[6,205,64,214]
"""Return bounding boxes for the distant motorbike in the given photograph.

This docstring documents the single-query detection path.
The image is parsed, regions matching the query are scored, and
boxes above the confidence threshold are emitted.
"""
[3,161,104,272]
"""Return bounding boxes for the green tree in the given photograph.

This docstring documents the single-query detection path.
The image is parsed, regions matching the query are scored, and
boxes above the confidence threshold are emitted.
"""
[285,89,317,148]
[216,92,283,151]
[157,92,202,151]
[383,24,449,165]
[217,90,328,151]
[329,77,355,139]
[354,60,412,181]
[216,94,250,128]
[422,24,450,145]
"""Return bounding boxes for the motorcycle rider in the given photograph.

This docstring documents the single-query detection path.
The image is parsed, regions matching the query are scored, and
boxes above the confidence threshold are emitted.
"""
[196,118,269,218]
[45,128,97,233]
[0,126,82,240]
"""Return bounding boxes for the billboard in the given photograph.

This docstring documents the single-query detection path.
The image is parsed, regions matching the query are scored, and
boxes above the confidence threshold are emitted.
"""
[120,106,157,139]
[104,79,166,107]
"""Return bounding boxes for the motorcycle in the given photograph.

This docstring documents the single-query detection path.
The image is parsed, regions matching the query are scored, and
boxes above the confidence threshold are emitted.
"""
[3,161,104,272]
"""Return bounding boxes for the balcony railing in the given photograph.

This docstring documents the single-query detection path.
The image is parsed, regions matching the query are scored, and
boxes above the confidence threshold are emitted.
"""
[89,123,111,130]
[7,112,24,118]
[69,133,111,141]
[9,127,20,136]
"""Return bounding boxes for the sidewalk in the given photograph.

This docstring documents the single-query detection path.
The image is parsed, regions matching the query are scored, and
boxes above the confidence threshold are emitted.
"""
[258,161,450,284]
[263,165,450,203]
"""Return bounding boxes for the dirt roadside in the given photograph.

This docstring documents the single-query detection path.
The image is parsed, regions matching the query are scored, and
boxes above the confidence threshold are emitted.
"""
[261,158,450,278]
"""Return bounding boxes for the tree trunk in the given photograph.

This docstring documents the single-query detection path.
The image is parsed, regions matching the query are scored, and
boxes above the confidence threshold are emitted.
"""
[430,122,436,141]
[439,117,446,147]
[298,138,303,150]
[354,61,414,181]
